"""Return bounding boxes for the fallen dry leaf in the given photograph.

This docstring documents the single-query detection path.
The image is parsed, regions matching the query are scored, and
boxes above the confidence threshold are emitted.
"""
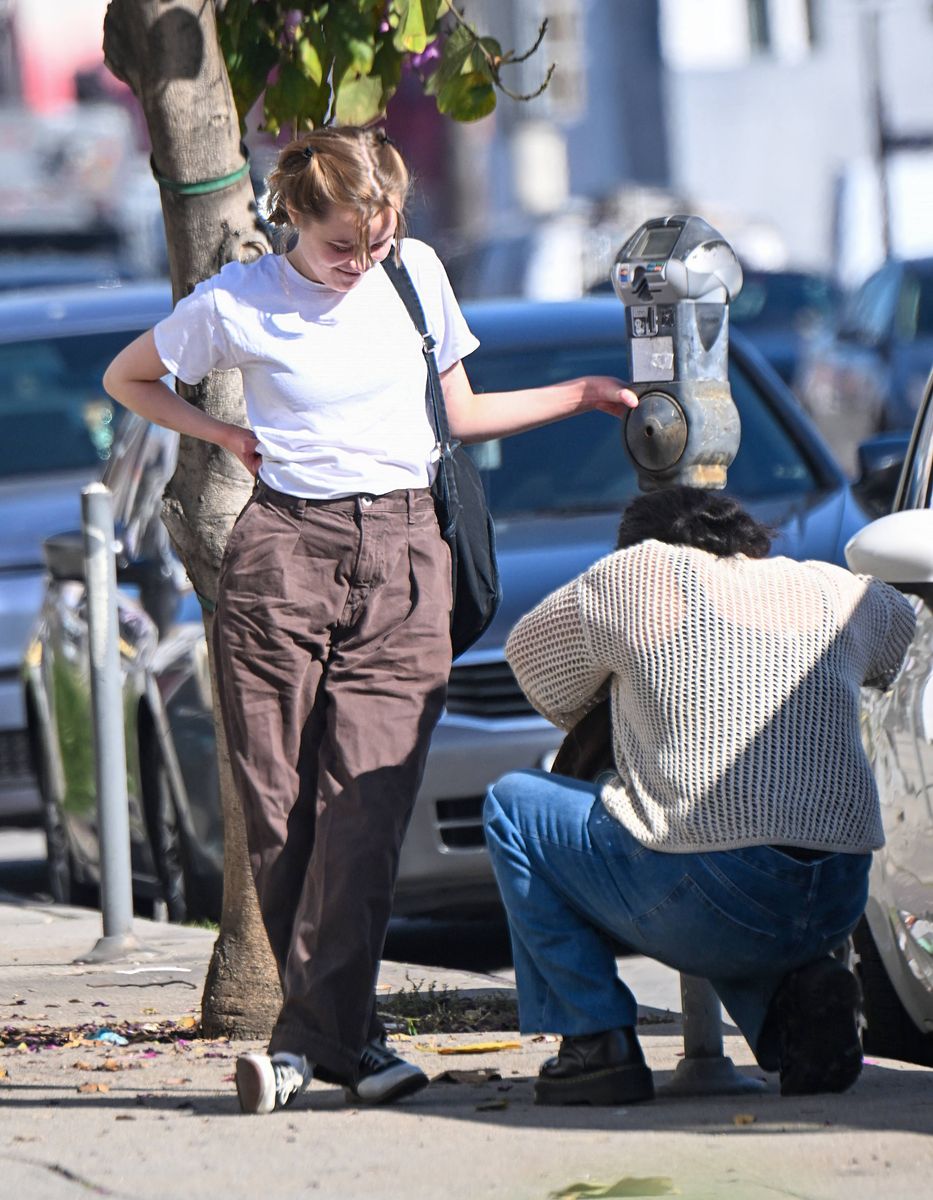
[115,1115,136,1121]
[437,1041,521,1056]
[733,1113,757,1126]
[165,1077,192,1086]
[0,1066,8,1080]
[77,1082,110,1094]
[177,1017,198,1030]
[476,1099,509,1111]
[73,1061,94,1071]
[101,1059,123,1072]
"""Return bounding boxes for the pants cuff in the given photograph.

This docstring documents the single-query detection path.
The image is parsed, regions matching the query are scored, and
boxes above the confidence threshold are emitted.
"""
[268,1024,361,1084]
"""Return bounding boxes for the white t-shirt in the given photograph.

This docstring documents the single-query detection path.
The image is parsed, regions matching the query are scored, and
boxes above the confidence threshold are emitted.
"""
[152,238,479,498]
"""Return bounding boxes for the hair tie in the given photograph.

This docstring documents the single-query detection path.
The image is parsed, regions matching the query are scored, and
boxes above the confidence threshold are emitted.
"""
[376,130,398,150]
[302,146,314,161]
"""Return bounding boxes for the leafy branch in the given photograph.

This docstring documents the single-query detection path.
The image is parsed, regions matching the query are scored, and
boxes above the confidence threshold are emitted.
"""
[215,1,554,133]
[445,3,555,102]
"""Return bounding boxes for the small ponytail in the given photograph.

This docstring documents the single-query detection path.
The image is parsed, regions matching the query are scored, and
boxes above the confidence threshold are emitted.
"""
[265,126,410,264]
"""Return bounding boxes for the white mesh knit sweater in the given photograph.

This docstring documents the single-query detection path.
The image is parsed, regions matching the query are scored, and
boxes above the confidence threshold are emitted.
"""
[505,540,917,853]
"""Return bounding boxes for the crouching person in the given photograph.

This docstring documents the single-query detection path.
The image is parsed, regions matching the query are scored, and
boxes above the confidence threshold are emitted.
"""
[483,486,916,1105]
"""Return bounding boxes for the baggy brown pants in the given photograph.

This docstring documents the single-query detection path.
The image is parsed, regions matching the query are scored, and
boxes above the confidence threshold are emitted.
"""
[212,481,452,1081]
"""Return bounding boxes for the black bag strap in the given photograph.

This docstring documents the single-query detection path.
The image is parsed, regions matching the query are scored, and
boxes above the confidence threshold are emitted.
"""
[381,255,455,454]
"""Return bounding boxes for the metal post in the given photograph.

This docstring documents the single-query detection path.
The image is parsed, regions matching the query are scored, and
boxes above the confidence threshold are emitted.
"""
[75,484,140,963]
[661,975,765,1096]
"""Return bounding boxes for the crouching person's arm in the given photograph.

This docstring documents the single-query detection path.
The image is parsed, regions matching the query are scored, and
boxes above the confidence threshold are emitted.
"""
[506,573,610,732]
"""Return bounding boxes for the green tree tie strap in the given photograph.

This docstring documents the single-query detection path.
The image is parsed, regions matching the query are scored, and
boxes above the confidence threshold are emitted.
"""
[150,155,250,196]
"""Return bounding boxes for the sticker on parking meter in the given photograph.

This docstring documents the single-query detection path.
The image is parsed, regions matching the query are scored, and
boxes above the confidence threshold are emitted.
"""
[632,337,675,382]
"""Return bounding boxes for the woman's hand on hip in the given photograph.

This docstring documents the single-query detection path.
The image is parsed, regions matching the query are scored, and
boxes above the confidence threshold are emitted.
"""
[222,426,262,477]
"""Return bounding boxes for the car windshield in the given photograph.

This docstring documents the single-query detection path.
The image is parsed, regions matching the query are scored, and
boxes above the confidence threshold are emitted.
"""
[464,346,818,519]
[730,273,838,330]
[0,329,135,479]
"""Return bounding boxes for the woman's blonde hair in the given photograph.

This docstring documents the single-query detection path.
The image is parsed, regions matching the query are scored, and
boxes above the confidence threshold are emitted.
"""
[265,126,410,267]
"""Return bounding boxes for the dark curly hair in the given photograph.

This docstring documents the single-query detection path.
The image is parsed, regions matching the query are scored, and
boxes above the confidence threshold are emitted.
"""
[615,486,773,559]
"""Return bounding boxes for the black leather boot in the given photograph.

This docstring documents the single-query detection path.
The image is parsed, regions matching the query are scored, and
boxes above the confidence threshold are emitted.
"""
[534,1027,654,1106]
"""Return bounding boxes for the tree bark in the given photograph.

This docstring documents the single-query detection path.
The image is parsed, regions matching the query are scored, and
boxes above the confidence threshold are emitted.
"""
[103,0,282,1037]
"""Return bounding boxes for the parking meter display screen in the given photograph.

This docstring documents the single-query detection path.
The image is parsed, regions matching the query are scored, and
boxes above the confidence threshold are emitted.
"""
[635,227,681,259]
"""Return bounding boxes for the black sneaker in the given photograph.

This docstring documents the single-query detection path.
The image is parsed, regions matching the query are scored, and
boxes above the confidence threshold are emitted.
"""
[772,957,863,1096]
[534,1027,654,1106]
[343,1039,428,1106]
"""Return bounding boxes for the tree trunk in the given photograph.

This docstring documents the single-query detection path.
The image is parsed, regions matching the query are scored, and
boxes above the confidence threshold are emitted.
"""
[103,0,281,1037]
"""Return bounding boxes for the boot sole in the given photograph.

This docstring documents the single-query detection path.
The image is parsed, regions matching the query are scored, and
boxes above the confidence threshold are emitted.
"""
[535,1063,654,1106]
[776,960,863,1096]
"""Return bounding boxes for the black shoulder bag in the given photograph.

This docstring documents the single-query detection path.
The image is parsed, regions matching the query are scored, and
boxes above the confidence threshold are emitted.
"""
[382,256,501,659]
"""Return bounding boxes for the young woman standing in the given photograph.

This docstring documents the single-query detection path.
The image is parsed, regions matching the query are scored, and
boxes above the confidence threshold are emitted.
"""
[103,125,638,1114]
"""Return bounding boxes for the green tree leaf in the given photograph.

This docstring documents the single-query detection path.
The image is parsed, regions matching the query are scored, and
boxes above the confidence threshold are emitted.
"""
[393,0,428,54]
[427,23,475,92]
[265,60,331,134]
[334,72,385,125]
[296,33,326,87]
[345,36,375,74]
[436,70,496,121]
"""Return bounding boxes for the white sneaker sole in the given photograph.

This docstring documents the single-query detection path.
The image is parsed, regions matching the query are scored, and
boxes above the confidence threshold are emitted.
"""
[236,1054,276,1115]
[345,1066,429,1106]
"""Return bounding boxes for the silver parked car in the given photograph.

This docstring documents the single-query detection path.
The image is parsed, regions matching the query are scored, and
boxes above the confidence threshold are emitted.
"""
[24,293,884,924]
[845,367,933,1067]
[0,282,170,822]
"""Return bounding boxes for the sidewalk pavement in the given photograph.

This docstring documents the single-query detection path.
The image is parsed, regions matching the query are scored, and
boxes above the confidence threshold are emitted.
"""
[2,891,931,1200]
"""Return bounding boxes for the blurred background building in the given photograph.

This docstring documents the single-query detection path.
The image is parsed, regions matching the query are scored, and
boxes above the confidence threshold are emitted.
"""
[1,0,932,297]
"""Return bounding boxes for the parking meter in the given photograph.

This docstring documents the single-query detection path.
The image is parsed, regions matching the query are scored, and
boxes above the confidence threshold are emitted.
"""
[611,215,743,490]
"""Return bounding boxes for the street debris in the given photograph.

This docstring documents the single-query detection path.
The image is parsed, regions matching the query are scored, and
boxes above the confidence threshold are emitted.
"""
[432,1068,503,1084]
[88,1028,129,1046]
[437,1040,521,1055]
[0,1017,222,1051]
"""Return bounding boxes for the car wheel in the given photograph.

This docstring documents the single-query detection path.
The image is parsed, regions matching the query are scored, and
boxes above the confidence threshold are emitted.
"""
[141,733,189,924]
[852,916,933,1067]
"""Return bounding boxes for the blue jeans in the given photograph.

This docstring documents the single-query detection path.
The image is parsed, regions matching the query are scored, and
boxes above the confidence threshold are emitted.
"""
[483,770,871,1070]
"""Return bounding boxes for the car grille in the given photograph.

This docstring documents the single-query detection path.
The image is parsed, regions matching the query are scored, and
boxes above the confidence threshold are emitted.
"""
[446,660,536,719]
[0,729,33,780]
[435,796,486,850]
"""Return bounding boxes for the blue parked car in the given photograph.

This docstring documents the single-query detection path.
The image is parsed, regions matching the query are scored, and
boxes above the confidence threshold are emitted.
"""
[22,287,880,924]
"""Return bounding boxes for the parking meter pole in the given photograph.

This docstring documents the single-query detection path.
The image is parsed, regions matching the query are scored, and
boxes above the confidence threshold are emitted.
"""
[75,484,140,964]
[611,217,763,1094]
[662,975,765,1096]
